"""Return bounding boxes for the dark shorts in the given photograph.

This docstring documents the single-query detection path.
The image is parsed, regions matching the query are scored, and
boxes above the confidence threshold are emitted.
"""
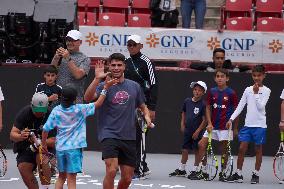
[101,138,136,168]
[16,149,37,170]
[182,133,201,151]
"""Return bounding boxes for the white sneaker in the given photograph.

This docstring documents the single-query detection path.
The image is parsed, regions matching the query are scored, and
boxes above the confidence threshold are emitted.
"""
[143,170,151,176]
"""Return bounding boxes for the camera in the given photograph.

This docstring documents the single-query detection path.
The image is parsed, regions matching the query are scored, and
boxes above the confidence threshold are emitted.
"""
[29,131,41,152]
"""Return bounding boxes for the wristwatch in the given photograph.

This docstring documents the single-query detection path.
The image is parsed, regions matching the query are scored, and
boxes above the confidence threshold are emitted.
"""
[100,89,107,96]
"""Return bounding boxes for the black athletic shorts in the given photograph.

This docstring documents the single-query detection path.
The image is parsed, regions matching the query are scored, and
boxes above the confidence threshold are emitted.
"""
[16,149,37,170]
[182,133,201,151]
[101,138,136,167]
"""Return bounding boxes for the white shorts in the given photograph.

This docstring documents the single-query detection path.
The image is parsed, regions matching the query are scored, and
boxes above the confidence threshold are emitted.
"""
[203,130,233,141]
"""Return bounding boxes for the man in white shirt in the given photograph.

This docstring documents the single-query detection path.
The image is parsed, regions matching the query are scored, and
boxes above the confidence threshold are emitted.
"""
[0,86,4,132]
[225,65,271,184]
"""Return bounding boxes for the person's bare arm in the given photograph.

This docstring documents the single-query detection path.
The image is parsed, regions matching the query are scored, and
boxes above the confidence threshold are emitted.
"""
[84,78,101,102]
[139,104,152,128]
[84,60,110,102]
[61,49,86,79]
[180,112,185,133]
[94,78,118,108]
[206,105,213,132]
[193,116,207,140]
[10,126,30,142]
[66,59,86,79]
[51,48,62,66]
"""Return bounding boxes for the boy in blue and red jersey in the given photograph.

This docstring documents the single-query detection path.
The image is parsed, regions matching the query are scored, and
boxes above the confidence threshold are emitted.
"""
[198,68,238,181]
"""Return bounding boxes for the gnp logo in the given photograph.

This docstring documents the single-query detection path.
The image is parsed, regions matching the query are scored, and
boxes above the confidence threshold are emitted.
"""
[85,33,130,47]
[146,33,194,48]
[146,33,194,55]
[207,36,256,57]
[85,33,131,53]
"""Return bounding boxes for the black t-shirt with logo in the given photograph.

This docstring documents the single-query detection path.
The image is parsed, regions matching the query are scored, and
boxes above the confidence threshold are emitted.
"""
[182,97,206,138]
[35,83,62,109]
[13,105,56,153]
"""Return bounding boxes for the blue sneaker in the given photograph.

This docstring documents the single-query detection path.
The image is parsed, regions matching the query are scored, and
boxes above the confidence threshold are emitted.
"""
[132,173,147,181]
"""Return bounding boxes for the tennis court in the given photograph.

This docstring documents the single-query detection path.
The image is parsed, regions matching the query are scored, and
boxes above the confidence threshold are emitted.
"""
[0,150,282,189]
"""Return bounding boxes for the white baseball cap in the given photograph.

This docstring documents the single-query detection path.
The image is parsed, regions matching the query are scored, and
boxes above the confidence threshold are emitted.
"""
[190,81,207,93]
[66,30,82,40]
[127,34,142,44]
[31,92,49,113]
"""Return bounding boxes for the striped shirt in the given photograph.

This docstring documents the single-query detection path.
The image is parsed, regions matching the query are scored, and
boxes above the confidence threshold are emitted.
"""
[125,52,158,111]
[207,87,238,130]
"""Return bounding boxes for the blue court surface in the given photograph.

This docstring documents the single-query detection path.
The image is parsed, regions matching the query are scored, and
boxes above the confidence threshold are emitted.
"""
[0,150,282,189]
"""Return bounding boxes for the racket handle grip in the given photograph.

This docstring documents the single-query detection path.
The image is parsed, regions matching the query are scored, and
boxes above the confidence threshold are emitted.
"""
[281,131,284,142]
[30,132,41,147]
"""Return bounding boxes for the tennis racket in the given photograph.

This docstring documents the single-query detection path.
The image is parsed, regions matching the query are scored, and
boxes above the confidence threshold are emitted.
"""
[28,131,57,184]
[0,144,7,177]
[221,127,234,179]
[38,145,57,184]
[273,131,284,183]
[201,132,218,181]
[136,109,155,133]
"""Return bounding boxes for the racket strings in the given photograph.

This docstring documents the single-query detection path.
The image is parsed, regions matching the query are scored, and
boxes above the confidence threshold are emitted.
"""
[136,109,147,132]
[222,146,233,177]
[38,147,56,184]
[0,153,7,177]
[0,156,3,176]
[275,155,284,180]
[206,153,218,178]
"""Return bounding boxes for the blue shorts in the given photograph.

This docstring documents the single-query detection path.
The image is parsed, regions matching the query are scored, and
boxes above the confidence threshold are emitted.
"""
[238,127,266,145]
[56,148,83,173]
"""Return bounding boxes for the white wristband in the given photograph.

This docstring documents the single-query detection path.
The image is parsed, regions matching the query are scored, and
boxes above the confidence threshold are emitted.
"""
[100,89,107,96]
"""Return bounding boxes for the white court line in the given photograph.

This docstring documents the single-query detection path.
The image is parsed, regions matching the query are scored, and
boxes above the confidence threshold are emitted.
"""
[0,178,20,182]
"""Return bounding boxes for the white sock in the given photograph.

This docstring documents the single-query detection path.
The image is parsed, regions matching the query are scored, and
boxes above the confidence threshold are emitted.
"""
[253,170,259,176]
[40,185,49,189]
[236,169,242,176]
[193,166,198,172]
[178,163,186,171]
[195,165,201,172]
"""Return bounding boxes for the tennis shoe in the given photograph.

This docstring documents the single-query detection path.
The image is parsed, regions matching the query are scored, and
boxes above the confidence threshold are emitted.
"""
[188,171,202,180]
[143,167,151,175]
[219,172,226,182]
[132,173,147,181]
[226,172,243,183]
[169,169,187,177]
[250,173,259,184]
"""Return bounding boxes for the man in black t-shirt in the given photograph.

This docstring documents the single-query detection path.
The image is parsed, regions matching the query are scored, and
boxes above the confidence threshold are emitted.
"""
[10,92,55,189]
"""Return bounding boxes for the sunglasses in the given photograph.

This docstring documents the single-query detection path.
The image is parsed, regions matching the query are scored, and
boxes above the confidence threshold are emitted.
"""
[127,43,138,47]
[65,37,79,42]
